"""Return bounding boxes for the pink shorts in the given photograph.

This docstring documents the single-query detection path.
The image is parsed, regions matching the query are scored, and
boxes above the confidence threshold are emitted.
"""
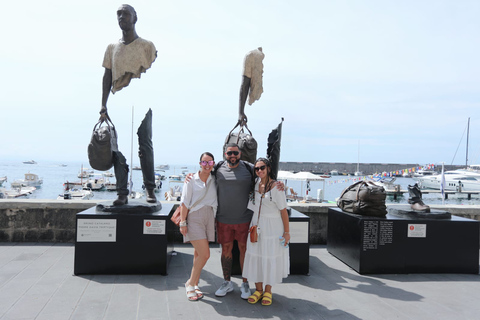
[216,221,250,244]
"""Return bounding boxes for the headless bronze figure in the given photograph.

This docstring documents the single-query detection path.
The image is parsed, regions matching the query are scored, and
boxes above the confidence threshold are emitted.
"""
[100,4,157,206]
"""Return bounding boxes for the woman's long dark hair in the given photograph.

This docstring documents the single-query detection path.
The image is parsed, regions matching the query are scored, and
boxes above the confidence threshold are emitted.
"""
[252,157,276,193]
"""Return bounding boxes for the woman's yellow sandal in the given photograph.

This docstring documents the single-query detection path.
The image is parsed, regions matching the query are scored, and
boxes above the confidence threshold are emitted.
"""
[261,292,272,306]
[248,290,263,304]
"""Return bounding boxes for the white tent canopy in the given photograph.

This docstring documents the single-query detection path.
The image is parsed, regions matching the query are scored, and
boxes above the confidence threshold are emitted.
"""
[279,171,326,201]
[277,170,296,180]
[290,171,325,181]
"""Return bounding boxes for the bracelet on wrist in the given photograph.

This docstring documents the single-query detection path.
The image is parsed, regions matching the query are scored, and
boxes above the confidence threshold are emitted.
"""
[179,221,187,227]
[284,232,289,234]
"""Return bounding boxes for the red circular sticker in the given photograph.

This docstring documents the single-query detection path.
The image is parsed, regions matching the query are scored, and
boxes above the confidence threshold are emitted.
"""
[146,221,151,227]
[409,225,414,230]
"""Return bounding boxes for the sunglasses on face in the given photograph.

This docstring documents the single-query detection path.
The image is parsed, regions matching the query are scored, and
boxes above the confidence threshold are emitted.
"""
[226,151,240,156]
[254,165,266,172]
[200,160,214,166]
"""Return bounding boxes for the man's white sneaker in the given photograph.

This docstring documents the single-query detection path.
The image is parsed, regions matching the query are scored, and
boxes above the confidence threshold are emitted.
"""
[240,282,251,299]
[215,281,234,297]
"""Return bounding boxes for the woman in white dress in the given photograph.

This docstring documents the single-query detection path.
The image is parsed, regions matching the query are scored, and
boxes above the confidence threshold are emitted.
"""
[179,152,217,301]
[242,158,290,306]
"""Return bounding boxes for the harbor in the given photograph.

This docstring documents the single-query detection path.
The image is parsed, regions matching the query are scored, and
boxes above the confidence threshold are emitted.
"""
[3,160,480,205]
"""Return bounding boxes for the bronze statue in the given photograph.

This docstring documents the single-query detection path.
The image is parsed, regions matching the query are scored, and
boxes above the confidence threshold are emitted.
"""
[100,4,157,206]
[237,47,264,126]
[408,183,430,212]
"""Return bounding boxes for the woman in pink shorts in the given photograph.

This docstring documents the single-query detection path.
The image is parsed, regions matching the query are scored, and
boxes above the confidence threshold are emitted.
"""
[179,152,217,301]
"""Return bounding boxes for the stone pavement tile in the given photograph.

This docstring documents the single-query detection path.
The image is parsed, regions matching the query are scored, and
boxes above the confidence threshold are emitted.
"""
[35,274,90,320]
[69,275,115,320]
[136,284,170,320]
[103,275,142,320]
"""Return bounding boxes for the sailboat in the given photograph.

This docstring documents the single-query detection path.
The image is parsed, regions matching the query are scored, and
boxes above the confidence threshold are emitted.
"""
[354,140,363,176]
[128,106,144,200]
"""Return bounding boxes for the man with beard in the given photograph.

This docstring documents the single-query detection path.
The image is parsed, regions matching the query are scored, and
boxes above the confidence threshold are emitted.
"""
[213,143,254,299]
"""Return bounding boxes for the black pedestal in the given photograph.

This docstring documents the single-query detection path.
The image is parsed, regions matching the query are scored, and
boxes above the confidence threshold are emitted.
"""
[232,208,310,275]
[74,202,175,275]
[327,207,479,274]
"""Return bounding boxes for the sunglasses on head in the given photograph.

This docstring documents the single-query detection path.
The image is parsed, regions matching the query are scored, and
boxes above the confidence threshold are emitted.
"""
[226,151,239,156]
[254,165,266,172]
[200,160,214,166]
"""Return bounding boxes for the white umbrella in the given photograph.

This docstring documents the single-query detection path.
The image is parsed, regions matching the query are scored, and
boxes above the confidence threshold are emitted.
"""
[290,172,325,181]
[290,171,326,199]
[277,170,295,180]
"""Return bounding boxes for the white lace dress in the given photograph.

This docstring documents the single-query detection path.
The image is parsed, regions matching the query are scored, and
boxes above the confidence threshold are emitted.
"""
[242,181,289,285]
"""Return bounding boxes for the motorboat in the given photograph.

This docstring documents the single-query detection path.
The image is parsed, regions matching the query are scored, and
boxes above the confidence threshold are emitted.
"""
[103,170,114,177]
[0,186,36,198]
[157,164,170,170]
[77,169,94,179]
[330,170,339,176]
[164,175,184,201]
[164,185,182,201]
[57,187,93,200]
[22,160,37,164]
[372,177,402,194]
[417,171,480,192]
[413,169,437,178]
[11,173,43,188]
[169,175,183,182]
[83,174,106,191]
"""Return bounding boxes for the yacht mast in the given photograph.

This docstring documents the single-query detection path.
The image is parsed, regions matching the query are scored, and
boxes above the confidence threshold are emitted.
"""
[466,117,470,167]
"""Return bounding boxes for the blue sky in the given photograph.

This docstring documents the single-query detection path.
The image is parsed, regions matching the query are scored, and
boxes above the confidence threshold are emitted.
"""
[2,0,479,167]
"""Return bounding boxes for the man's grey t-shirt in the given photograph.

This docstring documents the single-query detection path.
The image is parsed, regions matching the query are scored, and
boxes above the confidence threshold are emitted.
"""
[215,160,253,224]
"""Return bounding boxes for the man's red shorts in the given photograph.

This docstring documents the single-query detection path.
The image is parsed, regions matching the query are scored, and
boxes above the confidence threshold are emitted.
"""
[216,221,250,244]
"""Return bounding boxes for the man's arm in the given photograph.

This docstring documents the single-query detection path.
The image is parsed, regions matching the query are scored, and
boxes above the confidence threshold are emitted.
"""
[238,75,251,126]
[100,68,113,119]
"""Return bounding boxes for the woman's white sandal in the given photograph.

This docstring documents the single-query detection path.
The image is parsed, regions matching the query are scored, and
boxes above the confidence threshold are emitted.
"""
[185,283,198,301]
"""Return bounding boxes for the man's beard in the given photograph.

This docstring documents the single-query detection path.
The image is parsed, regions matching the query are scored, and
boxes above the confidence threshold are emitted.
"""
[227,158,240,166]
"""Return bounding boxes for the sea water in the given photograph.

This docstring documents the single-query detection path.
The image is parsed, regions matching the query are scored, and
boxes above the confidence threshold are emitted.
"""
[1,160,479,205]
[0,160,198,201]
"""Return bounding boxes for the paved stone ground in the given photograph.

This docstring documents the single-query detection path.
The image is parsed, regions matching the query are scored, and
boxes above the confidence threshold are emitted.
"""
[0,243,479,320]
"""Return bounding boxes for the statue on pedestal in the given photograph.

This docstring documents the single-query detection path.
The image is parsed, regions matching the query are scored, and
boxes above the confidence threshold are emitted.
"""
[99,4,157,206]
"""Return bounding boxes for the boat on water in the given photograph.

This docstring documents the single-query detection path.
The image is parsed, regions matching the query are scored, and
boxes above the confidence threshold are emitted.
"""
[157,164,170,170]
[0,186,36,199]
[77,169,94,179]
[22,160,37,164]
[164,175,184,201]
[413,169,437,178]
[11,173,43,188]
[57,187,93,200]
[83,174,106,191]
[417,170,480,192]
[372,177,402,195]
[0,176,6,187]
[103,170,114,177]
[330,170,339,176]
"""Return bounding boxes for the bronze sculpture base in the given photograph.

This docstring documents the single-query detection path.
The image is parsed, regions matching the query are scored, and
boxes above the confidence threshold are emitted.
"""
[388,206,451,219]
[96,200,162,214]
